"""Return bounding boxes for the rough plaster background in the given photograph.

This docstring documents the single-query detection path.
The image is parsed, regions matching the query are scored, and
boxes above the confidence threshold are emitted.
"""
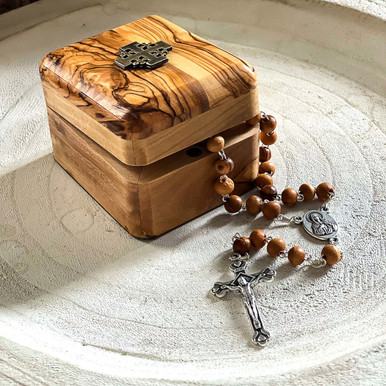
[0,0,385,384]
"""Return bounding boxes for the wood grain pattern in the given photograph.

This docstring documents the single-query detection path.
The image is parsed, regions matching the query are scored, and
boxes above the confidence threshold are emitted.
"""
[40,15,258,165]
[42,80,258,166]
[48,108,259,238]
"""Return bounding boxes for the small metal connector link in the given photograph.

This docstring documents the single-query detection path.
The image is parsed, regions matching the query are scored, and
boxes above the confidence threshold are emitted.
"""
[229,252,250,261]
[273,194,281,201]
[218,149,227,160]
[232,233,242,242]
[279,250,288,259]
[305,253,327,269]
[222,194,230,203]
[292,216,303,225]
[297,193,304,202]
[328,236,339,245]
[320,191,335,212]
[275,215,302,225]
[310,258,327,269]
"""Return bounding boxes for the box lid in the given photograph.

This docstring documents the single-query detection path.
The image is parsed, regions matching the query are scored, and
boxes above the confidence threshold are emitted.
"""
[40,15,258,165]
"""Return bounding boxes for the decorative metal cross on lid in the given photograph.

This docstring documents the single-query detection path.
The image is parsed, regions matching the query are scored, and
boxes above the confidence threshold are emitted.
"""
[114,41,172,70]
[212,256,275,346]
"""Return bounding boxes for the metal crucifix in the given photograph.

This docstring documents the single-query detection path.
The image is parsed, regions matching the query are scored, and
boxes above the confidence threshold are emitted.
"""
[212,258,276,346]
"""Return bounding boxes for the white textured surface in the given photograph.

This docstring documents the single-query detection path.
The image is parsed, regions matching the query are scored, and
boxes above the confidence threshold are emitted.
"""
[324,0,386,18]
[0,1,385,384]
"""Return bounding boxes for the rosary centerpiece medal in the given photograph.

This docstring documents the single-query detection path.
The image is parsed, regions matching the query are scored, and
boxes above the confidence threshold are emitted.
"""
[302,209,338,241]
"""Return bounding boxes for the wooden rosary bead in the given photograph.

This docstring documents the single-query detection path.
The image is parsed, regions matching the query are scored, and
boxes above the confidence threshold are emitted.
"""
[260,185,277,201]
[262,201,281,220]
[254,174,273,188]
[214,175,234,195]
[267,238,286,258]
[259,161,275,175]
[281,187,298,207]
[246,195,262,216]
[260,131,278,146]
[259,146,272,162]
[233,237,251,255]
[316,182,335,201]
[288,246,306,266]
[224,195,243,213]
[299,183,315,202]
[215,157,234,174]
[206,136,225,152]
[250,229,267,249]
[246,113,261,126]
[322,245,341,265]
[260,114,277,134]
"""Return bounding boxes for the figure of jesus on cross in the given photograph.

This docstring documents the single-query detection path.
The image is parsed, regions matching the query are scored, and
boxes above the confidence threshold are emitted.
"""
[212,257,276,346]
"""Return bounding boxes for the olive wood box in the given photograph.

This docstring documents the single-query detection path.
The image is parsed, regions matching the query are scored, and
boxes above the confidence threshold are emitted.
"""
[40,15,260,238]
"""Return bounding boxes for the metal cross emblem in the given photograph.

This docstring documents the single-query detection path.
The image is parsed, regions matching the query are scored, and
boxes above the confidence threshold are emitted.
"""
[212,259,275,346]
[114,41,172,70]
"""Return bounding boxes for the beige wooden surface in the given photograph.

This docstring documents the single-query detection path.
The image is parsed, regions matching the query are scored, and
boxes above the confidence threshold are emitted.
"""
[0,0,385,384]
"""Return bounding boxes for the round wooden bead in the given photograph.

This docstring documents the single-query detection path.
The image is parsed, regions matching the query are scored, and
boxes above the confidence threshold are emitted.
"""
[267,238,286,258]
[259,146,272,162]
[233,237,251,255]
[224,195,243,213]
[299,183,315,202]
[260,115,277,134]
[259,161,275,175]
[214,176,234,195]
[246,113,261,126]
[206,136,225,152]
[316,182,335,201]
[254,174,274,188]
[215,157,234,174]
[281,187,298,206]
[260,131,278,146]
[262,201,281,220]
[288,246,306,266]
[246,195,262,216]
[250,229,267,249]
[322,245,341,265]
[260,185,277,201]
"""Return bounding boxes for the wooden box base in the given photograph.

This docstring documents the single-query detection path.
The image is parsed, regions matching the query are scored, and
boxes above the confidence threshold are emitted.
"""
[48,108,259,238]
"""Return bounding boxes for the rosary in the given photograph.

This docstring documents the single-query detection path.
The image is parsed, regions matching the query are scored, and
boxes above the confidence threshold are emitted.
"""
[206,113,341,346]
